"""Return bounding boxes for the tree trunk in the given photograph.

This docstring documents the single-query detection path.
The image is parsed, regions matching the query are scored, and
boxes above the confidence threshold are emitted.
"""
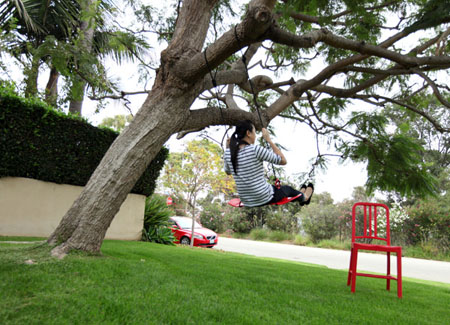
[68,0,97,116]
[68,93,84,115]
[48,0,278,256]
[45,66,59,106]
[24,55,40,97]
[190,195,197,248]
[49,81,200,254]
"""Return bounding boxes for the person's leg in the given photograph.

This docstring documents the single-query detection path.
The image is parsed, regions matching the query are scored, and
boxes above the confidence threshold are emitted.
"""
[269,185,305,204]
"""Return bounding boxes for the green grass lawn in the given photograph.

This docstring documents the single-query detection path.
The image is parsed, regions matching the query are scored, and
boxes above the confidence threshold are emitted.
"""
[1,240,449,324]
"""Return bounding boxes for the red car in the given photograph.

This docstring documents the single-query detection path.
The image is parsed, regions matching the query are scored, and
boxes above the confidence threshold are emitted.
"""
[169,216,218,248]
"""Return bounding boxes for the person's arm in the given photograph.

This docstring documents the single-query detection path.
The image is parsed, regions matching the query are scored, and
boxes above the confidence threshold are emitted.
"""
[261,128,287,165]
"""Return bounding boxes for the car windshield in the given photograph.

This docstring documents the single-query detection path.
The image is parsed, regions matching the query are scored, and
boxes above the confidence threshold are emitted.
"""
[174,218,202,229]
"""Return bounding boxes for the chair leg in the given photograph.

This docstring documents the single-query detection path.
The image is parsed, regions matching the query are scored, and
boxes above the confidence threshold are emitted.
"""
[347,248,354,286]
[351,248,358,293]
[397,248,402,298]
[387,251,391,291]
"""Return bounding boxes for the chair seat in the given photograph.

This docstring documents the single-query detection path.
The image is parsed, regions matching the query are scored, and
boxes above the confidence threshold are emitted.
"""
[353,242,402,253]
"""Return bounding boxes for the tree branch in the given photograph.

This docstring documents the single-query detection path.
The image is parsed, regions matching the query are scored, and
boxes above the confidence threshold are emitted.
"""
[174,0,277,81]
[414,70,450,109]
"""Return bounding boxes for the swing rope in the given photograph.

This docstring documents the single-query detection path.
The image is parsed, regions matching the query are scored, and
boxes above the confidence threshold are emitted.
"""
[204,47,229,147]
[234,26,280,188]
[204,29,282,190]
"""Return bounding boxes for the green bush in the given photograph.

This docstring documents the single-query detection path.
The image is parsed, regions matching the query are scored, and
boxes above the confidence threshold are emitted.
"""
[405,196,450,251]
[142,194,174,245]
[142,227,174,245]
[316,239,351,250]
[249,228,269,240]
[268,230,293,242]
[199,202,227,233]
[0,83,168,195]
[228,208,253,233]
[293,234,311,246]
[300,205,340,243]
[265,208,299,233]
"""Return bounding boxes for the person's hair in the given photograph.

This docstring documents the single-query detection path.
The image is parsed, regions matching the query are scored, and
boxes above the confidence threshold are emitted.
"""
[230,120,254,174]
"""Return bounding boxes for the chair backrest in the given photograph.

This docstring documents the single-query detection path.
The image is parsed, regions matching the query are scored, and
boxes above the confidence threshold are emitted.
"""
[352,202,391,245]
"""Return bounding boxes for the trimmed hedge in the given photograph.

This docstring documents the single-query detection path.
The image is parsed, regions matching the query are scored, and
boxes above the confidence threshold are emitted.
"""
[0,84,168,196]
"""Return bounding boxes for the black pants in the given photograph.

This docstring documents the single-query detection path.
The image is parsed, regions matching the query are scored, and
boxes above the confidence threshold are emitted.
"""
[266,185,304,205]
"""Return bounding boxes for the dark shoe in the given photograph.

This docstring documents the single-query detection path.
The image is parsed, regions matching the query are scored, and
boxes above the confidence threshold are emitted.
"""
[304,183,314,205]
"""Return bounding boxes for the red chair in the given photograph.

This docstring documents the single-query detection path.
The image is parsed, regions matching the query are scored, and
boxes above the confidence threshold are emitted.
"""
[347,202,402,298]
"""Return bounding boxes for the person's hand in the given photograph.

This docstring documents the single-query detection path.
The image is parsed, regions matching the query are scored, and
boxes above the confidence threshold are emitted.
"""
[261,128,271,142]
[226,137,230,149]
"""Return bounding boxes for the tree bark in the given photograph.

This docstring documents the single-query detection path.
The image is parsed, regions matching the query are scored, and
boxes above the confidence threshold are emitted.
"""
[48,0,226,255]
[68,0,97,116]
[24,55,40,97]
[49,84,199,254]
[45,66,59,106]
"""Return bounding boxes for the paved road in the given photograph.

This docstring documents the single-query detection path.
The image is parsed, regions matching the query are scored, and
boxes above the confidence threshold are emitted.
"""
[215,237,450,284]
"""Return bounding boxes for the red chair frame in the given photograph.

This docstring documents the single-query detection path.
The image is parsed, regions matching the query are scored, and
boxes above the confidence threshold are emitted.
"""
[347,202,402,298]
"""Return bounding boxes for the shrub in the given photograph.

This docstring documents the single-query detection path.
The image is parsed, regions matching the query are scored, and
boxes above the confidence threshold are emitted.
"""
[228,208,253,233]
[300,205,340,243]
[316,239,351,250]
[0,83,168,195]
[268,230,292,242]
[199,202,227,233]
[405,197,450,251]
[142,227,175,245]
[265,208,299,233]
[250,228,269,240]
[142,194,174,245]
[293,234,310,246]
[231,232,248,239]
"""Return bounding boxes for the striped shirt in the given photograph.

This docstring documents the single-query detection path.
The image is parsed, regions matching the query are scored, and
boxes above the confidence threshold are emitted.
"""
[224,145,281,207]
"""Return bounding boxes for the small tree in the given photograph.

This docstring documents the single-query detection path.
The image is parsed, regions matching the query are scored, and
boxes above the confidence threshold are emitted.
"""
[161,139,235,245]
[99,115,133,133]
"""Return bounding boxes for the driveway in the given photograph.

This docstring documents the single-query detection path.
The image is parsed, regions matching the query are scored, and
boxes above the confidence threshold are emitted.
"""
[215,237,450,284]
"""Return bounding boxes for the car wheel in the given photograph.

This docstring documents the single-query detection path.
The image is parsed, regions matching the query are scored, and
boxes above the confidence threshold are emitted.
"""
[180,236,190,245]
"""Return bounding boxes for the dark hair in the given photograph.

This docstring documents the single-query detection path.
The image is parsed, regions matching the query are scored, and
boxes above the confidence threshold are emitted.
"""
[230,120,254,174]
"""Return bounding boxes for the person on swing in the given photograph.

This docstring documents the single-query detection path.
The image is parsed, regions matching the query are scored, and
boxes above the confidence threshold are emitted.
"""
[224,119,314,207]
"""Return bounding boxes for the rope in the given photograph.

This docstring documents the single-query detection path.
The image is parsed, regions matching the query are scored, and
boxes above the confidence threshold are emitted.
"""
[234,26,265,128]
[203,47,217,88]
[234,26,280,188]
[204,46,228,149]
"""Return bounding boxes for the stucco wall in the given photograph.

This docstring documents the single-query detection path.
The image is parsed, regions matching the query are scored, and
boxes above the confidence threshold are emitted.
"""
[0,177,145,240]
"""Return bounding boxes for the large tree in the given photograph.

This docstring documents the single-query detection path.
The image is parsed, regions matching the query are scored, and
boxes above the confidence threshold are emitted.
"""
[47,0,450,256]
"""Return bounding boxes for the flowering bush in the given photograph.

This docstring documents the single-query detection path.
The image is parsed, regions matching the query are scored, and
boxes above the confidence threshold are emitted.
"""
[376,204,409,245]
[300,205,340,243]
[265,209,299,233]
[199,202,228,233]
[406,197,450,251]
